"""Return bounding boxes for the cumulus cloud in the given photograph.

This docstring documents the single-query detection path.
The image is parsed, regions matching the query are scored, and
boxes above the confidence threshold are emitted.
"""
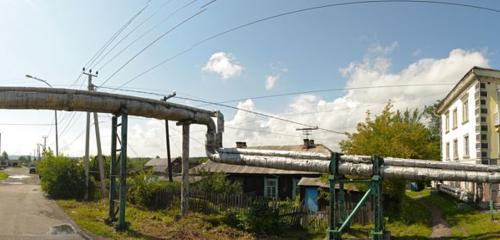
[202,52,243,79]
[102,47,489,158]
[221,48,489,152]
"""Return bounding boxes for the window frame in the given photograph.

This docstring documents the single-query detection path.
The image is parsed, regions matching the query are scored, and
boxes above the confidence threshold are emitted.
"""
[463,135,469,158]
[452,108,458,129]
[445,111,450,133]
[462,98,469,124]
[264,177,278,199]
[453,139,458,160]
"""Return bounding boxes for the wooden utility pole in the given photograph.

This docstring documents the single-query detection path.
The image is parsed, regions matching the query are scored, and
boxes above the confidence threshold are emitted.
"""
[161,92,176,182]
[179,122,190,216]
[83,68,106,199]
[165,120,173,182]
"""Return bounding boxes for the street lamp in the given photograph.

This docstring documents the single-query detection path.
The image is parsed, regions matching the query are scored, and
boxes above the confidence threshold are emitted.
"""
[25,74,59,156]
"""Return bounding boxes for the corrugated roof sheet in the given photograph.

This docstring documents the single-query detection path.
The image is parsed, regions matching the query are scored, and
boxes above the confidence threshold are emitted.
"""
[248,144,332,155]
[190,160,320,175]
[297,177,329,188]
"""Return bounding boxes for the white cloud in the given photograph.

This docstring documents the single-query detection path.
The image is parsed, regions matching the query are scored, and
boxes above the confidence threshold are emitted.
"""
[221,48,489,152]
[264,63,288,90]
[265,75,278,90]
[202,52,243,79]
[108,47,490,157]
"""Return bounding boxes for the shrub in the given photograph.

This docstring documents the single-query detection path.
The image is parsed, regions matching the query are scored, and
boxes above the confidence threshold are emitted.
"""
[220,201,286,235]
[127,171,180,209]
[192,171,242,195]
[37,152,88,199]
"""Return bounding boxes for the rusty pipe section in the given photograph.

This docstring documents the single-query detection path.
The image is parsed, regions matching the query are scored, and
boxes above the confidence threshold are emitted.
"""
[209,148,500,183]
[0,87,220,153]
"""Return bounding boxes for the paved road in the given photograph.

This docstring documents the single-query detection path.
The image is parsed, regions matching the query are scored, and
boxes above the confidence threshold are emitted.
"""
[0,167,84,240]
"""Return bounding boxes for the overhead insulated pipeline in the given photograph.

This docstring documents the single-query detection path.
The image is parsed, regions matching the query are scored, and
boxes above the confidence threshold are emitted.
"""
[0,87,222,154]
[208,148,500,183]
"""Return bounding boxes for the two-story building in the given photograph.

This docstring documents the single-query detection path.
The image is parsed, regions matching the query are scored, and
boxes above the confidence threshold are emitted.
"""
[437,66,500,207]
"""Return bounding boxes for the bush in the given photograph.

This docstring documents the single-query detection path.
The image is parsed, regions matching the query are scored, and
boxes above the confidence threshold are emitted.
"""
[222,202,285,235]
[37,151,88,199]
[127,171,180,209]
[192,171,242,195]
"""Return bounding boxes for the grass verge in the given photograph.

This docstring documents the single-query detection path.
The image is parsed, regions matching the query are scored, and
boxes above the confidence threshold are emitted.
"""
[57,199,255,240]
[0,171,8,180]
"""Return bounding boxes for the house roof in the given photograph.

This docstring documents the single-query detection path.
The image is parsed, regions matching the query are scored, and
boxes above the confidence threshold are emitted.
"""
[297,177,329,188]
[190,160,320,175]
[298,177,362,191]
[247,144,332,155]
[144,158,170,167]
[437,67,500,114]
[190,143,330,175]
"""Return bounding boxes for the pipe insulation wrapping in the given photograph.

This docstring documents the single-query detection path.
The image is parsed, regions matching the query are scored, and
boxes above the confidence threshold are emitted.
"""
[209,152,500,183]
[216,148,500,173]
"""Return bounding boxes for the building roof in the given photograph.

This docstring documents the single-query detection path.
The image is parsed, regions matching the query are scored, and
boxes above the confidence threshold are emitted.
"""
[248,144,332,155]
[298,177,362,191]
[297,177,329,188]
[437,67,500,114]
[190,160,320,175]
[190,143,331,176]
[144,158,170,167]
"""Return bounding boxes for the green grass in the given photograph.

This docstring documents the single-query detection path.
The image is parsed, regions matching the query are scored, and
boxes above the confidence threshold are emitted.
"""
[0,171,8,180]
[57,199,256,240]
[57,200,320,240]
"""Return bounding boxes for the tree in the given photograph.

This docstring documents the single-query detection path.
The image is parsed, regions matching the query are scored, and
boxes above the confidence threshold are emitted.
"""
[1,151,8,161]
[339,102,440,204]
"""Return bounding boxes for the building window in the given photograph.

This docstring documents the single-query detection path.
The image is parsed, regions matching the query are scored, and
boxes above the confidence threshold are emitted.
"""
[264,177,278,199]
[292,178,300,198]
[445,111,450,132]
[464,135,469,158]
[452,108,458,129]
[453,139,458,160]
[446,142,450,160]
[462,99,469,123]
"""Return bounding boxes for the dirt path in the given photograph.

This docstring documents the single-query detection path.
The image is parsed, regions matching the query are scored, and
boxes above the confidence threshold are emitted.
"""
[427,204,452,238]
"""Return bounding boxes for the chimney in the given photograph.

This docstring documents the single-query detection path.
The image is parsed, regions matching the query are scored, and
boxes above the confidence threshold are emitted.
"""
[309,139,315,148]
[303,139,316,149]
[236,141,247,149]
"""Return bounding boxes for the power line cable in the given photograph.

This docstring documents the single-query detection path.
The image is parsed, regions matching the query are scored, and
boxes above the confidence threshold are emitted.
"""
[87,2,151,69]
[97,0,198,71]
[91,0,175,70]
[70,2,151,87]
[198,83,455,106]
[116,0,500,88]
[99,8,207,87]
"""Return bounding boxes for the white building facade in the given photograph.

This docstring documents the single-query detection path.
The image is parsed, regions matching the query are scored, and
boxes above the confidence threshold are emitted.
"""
[437,67,500,207]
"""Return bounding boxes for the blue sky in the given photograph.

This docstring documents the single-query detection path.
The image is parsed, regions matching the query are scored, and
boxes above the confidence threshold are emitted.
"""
[0,0,499,157]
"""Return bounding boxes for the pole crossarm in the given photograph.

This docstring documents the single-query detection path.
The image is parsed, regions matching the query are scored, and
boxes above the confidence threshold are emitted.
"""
[209,149,500,183]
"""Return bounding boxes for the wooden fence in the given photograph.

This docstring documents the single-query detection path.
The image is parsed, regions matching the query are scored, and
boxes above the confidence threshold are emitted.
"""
[151,189,373,227]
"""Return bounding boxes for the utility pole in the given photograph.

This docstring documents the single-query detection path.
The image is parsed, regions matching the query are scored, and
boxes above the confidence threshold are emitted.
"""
[25,74,59,156]
[162,92,176,182]
[82,68,106,199]
[42,136,47,151]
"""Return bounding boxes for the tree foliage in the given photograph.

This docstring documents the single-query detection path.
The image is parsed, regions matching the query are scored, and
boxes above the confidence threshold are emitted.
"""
[339,102,440,203]
[37,150,87,199]
[340,102,439,160]
[193,171,242,195]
